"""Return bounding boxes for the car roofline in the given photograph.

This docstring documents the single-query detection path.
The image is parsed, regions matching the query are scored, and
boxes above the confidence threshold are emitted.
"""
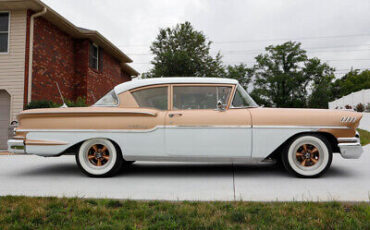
[114,77,239,94]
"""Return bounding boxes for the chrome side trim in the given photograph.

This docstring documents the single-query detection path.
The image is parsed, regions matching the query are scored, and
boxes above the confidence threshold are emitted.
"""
[25,140,69,146]
[123,155,264,163]
[341,116,356,123]
[337,137,359,143]
[17,125,349,133]
[166,125,251,129]
[16,126,165,133]
[22,111,158,116]
[253,125,349,129]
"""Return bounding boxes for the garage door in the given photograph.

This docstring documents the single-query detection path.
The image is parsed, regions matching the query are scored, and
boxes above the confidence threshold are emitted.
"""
[0,90,10,150]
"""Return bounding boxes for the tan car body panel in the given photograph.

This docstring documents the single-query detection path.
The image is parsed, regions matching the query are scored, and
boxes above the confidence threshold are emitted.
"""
[17,107,161,131]
[249,107,361,138]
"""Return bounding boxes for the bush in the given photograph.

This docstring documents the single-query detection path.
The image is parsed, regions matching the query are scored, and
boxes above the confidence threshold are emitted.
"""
[26,97,87,109]
[355,103,365,112]
[345,105,352,109]
[25,100,60,109]
[65,97,87,107]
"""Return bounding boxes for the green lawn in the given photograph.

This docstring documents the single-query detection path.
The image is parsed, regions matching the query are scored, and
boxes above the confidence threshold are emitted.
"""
[0,196,369,230]
[358,128,370,146]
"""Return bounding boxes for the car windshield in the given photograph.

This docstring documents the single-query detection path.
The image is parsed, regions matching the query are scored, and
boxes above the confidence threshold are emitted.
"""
[231,85,258,108]
[93,90,119,106]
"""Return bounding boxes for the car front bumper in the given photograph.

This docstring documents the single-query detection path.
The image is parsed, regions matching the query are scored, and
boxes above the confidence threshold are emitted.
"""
[7,139,25,154]
[337,136,363,159]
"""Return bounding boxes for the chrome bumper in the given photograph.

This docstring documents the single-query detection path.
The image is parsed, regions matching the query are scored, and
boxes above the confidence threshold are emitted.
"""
[7,139,25,154]
[337,136,363,159]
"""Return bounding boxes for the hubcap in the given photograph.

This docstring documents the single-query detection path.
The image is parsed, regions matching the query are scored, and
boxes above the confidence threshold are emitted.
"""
[295,144,320,167]
[87,144,110,167]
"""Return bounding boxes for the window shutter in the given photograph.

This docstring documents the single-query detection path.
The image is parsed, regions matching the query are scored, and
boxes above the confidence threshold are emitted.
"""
[89,42,95,68]
[99,47,103,72]
[0,12,9,53]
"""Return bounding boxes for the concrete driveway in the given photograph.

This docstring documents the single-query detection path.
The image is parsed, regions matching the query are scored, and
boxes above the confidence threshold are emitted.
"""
[0,145,369,202]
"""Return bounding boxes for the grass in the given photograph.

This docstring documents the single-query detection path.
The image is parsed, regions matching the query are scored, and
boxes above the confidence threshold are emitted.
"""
[0,196,369,230]
[358,128,370,146]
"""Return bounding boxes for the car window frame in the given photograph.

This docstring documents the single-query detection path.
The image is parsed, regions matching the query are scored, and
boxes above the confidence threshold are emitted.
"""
[229,84,258,109]
[129,84,170,111]
[169,83,236,111]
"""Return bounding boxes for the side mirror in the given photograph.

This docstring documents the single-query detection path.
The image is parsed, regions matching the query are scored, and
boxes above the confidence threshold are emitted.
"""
[217,100,226,111]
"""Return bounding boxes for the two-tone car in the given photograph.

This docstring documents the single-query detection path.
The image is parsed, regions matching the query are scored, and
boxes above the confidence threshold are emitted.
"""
[8,77,363,177]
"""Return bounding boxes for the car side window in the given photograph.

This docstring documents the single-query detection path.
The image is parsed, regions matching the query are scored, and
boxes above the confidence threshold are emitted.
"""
[131,86,168,110]
[173,86,232,110]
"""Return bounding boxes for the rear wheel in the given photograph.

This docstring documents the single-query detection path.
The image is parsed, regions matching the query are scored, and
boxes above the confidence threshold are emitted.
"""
[282,135,332,178]
[76,139,123,177]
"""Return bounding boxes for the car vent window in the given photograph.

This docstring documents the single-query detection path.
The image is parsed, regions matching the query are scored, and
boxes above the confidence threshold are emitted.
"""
[131,87,168,110]
[173,86,232,110]
[232,85,258,108]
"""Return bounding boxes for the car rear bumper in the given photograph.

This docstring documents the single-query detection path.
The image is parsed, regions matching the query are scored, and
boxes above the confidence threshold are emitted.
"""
[7,139,25,154]
[337,136,363,159]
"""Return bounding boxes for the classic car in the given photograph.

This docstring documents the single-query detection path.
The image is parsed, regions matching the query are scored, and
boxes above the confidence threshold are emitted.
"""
[8,77,363,177]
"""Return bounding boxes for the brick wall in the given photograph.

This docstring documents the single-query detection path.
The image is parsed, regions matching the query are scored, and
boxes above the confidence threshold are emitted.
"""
[86,50,127,104]
[74,39,89,100]
[32,17,76,104]
[31,16,132,105]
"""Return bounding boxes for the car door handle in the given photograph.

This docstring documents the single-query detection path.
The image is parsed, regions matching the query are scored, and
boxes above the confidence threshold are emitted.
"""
[169,113,183,118]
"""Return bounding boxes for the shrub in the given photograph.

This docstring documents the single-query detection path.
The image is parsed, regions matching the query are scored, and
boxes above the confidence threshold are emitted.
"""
[355,103,365,112]
[25,100,60,109]
[65,97,87,107]
[26,97,87,109]
[344,105,352,109]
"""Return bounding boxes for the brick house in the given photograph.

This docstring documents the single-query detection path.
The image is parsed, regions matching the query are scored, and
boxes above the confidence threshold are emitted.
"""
[0,0,139,149]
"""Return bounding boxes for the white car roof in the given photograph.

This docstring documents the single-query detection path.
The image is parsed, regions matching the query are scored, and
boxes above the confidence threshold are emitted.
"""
[114,77,239,94]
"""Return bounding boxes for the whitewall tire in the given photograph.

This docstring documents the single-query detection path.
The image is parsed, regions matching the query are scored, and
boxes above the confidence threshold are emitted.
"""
[76,139,123,177]
[282,135,332,178]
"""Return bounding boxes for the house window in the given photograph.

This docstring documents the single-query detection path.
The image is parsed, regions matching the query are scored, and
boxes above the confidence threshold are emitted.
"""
[89,43,99,70]
[0,12,9,53]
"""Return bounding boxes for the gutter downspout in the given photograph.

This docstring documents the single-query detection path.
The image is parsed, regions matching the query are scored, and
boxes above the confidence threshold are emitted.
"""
[27,7,47,103]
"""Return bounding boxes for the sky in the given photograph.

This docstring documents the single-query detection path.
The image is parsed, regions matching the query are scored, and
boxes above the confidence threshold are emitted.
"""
[42,0,370,77]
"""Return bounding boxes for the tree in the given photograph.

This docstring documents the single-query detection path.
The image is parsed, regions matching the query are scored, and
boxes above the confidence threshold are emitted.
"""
[308,74,334,109]
[251,41,334,108]
[144,22,224,78]
[224,64,253,90]
[331,69,370,99]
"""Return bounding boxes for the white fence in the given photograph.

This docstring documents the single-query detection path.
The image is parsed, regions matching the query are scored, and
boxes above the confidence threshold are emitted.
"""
[328,89,370,109]
[359,113,370,131]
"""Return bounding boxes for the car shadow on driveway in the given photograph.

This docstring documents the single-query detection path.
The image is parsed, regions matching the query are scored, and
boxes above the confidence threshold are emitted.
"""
[15,161,356,179]
[16,163,81,177]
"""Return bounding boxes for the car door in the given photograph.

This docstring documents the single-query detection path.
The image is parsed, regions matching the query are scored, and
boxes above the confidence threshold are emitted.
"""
[165,84,252,159]
[122,85,170,157]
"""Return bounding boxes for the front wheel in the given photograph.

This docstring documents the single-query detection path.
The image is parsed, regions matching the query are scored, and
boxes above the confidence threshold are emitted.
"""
[76,139,123,177]
[282,135,332,178]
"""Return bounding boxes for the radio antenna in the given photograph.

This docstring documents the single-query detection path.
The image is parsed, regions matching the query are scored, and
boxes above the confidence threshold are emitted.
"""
[55,82,68,108]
